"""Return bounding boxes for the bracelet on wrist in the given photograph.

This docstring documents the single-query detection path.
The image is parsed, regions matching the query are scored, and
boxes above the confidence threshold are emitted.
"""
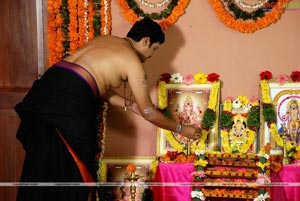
[174,123,182,133]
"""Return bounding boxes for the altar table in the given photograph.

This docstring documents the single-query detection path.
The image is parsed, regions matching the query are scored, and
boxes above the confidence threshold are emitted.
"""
[152,163,194,201]
[152,163,300,201]
[270,164,300,201]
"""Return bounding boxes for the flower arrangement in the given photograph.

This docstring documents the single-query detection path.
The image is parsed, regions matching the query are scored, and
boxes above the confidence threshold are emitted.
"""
[220,96,259,154]
[254,144,271,200]
[126,164,137,173]
[260,70,300,159]
[161,151,197,163]
[157,72,221,153]
[116,0,190,30]
[96,102,109,182]
[208,0,290,33]
[47,0,111,66]
[191,149,207,201]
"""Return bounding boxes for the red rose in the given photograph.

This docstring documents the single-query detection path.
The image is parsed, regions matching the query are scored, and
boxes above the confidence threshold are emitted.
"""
[259,71,272,80]
[290,71,300,82]
[160,73,171,83]
[207,73,220,82]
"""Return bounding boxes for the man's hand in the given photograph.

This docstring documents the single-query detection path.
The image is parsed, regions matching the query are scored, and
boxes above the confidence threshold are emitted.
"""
[180,125,202,140]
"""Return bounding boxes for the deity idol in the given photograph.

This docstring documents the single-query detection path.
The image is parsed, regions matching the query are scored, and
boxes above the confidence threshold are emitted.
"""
[285,98,300,144]
[176,95,202,128]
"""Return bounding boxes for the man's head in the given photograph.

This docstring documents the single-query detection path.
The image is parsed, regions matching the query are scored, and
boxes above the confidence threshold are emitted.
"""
[127,17,165,46]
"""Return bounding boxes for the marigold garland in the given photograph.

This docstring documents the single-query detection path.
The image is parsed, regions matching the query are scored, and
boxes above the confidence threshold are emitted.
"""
[208,0,290,33]
[116,0,190,29]
[100,0,112,35]
[260,72,300,158]
[47,0,112,65]
[96,102,108,182]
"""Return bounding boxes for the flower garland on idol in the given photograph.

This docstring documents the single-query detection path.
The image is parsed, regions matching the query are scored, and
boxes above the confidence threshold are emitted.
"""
[208,0,290,33]
[157,72,220,154]
[116,0,190,29]
[47,0,112,66]
[220,96,259,154]
[260,70,300,159]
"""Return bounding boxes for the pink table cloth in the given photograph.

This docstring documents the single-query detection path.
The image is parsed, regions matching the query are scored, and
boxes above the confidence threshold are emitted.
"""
[271,164,300,201]
[152,163,194,201]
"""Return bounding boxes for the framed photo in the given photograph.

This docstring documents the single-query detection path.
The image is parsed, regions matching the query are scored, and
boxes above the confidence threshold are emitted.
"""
[156,83,220,155]
[261,82,300,153]
[99,156,156,201]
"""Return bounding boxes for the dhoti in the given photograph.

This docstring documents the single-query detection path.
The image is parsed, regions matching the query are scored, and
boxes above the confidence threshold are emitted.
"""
[15,60,102,201]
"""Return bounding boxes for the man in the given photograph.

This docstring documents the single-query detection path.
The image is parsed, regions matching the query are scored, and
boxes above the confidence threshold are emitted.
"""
[15,17,199,201]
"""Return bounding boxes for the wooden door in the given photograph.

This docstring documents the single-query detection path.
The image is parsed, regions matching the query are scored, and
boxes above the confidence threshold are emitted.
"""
[0,0,46,200]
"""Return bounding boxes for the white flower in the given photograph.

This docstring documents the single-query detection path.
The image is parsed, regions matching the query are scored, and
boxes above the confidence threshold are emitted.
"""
[254,193,270,201]
[257,152,270,160]
[191,190,206,200]
[264,154,270,160]
[195,149,206,156]
[232,98,242,109]
[244,103,252,112]
[170,73,183,83]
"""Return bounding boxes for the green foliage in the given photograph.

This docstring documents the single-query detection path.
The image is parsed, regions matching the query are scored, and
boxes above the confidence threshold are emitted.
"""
[61,0,70,56]
[126,0,179,20]
[224,0,278,21]
[247,105,260,130]
[93,0,101,36]
[220,111,232,130]
[202,108,216,129]
[263,103,276,123]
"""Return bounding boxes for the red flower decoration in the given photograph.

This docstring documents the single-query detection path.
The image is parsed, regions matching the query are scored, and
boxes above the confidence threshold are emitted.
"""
[290,71,300,82]
[259,71,273,80]
[160,73,171,83]
[207,73,220,82]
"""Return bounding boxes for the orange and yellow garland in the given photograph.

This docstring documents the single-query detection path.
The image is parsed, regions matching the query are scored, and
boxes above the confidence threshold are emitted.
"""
[116,0,190,30]
[208,0,290,33]
[47,0,112,66]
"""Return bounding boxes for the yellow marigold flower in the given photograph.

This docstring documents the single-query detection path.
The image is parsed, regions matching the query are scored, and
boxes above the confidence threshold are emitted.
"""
[238,96,249,106]
[252,101,260,107]
[158,81,167,109]
[194,158,208,167]
[223,99,232,112]
[256,162,270,171]
[194,73,207,84]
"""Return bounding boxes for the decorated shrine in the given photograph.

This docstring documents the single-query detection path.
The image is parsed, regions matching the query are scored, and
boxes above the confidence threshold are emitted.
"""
[40,1,300,201]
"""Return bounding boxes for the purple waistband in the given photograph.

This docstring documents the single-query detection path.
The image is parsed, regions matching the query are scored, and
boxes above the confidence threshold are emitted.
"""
[54,60,100,98]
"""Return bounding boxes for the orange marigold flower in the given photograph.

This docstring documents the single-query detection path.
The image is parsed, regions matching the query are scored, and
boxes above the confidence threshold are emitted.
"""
[126,164,137,172]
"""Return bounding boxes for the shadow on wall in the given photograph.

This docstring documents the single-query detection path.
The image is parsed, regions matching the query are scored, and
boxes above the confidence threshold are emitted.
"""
[145,25,186,88]
[108,25,185,136]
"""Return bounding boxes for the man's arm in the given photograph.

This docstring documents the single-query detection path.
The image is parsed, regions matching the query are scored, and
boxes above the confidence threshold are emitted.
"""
[126,66,199,139]
[102,90,142,116]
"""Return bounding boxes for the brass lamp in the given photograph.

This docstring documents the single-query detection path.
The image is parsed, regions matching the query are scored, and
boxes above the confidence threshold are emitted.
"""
[282,125,290,165]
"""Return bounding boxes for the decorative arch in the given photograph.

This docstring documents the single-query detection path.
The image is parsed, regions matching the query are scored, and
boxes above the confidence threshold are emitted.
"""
[116,0,191,29]
[208,0,291,33]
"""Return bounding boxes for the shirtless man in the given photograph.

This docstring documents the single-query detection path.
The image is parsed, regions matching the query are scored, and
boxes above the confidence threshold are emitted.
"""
[63,19,198,139]
[15,18,199,201]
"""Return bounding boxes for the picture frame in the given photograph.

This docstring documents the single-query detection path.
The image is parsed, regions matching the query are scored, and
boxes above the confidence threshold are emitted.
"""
[261,82,300,154]
[99,156,156,200]
[156,83,220,155]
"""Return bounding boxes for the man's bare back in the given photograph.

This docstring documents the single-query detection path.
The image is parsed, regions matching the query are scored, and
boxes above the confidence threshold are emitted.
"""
[63,36,140,95]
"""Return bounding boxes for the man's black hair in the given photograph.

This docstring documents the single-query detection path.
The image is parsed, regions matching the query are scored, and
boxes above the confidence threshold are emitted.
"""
[127,17,165,46]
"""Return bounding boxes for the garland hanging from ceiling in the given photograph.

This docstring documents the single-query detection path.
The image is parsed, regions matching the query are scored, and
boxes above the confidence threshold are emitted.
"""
[47,0,112,66]
[116,0,190,29]
[208,0,291,33]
